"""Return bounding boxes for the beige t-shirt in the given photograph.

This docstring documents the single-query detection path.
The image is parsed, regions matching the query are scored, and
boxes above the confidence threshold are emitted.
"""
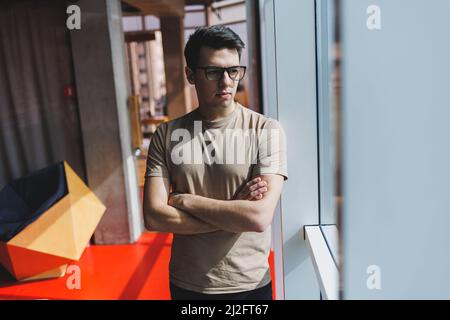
[145,102,288,294]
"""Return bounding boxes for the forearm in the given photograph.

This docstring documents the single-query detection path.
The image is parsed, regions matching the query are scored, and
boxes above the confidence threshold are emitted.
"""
[174,194,266,233]
[144,204,220,235]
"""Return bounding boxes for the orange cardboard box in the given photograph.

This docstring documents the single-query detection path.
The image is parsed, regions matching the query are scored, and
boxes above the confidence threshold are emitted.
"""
[0,161,105,281]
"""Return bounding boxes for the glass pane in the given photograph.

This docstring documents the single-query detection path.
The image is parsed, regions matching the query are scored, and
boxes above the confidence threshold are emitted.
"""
[316,0,340,261]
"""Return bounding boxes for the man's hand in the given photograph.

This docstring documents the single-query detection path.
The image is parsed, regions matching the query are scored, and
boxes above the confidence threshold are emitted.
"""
[233,177,268,201]
[143,176,220,234]
[166,175,284,233]
[168,177,268,210]
[168,192,184,207]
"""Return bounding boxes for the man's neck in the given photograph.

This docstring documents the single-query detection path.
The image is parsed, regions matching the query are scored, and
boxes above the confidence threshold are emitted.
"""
[198,101,237,121]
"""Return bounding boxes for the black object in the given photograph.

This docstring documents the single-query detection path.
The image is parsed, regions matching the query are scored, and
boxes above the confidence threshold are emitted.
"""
[169,282,273,300]
[0,162,68,242]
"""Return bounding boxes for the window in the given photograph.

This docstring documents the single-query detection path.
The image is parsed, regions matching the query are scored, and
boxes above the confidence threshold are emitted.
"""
[316,0,340,263]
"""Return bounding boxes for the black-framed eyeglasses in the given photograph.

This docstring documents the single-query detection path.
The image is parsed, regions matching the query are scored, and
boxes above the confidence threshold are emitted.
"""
[196,66,247,81]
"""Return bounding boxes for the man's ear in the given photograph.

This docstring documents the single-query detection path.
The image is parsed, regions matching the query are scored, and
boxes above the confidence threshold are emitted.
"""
[185,66,195,84]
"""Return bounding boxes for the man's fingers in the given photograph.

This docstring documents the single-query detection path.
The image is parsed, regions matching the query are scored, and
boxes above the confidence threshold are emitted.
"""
[259,187,268,193]
[249,181,267,192]
[241,179,262,198]
[249,193,264,201]
[250,187,268,198]
[237,177,267,200]
[247,177,261,187]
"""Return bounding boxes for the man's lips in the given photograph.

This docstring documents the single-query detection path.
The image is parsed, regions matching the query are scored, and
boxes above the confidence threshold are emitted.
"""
[216,92,231,97]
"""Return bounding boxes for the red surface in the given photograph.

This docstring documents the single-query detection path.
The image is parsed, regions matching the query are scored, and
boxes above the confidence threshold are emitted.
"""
[5,244,73,280]
[0,232,276,300]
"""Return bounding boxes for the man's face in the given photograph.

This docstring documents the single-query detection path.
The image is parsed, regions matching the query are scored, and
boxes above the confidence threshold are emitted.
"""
[186,46,241,110]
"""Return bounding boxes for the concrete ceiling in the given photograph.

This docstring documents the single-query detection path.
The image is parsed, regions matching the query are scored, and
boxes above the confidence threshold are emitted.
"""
[122,0,184,17]
[185,0,213,5]
[122,0,213,17]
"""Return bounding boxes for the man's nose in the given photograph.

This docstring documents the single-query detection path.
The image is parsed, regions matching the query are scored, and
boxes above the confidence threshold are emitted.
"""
[219,70,234,86]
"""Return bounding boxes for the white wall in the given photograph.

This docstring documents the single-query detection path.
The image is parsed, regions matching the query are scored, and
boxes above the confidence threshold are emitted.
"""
[259,0,321,299]
[340,0,450,299]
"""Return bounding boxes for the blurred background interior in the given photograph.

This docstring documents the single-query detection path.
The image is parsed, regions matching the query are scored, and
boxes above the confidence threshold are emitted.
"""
[1,0,450,300]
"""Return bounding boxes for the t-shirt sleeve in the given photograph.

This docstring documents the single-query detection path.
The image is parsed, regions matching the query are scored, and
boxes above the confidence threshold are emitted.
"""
[252,119,288,180]
[145,123,169,178]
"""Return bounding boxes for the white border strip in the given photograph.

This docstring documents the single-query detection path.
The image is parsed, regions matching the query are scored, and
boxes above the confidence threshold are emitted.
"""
[304,226,339,300]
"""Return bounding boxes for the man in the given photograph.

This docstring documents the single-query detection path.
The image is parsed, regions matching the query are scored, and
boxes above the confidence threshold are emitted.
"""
[143,25,287,300]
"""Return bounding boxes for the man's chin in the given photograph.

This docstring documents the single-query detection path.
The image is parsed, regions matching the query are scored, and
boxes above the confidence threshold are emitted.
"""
[201,97,236,110]
[215,98,235,108]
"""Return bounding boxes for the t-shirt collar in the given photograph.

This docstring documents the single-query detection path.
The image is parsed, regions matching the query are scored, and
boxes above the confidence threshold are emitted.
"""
[195,102,241,129]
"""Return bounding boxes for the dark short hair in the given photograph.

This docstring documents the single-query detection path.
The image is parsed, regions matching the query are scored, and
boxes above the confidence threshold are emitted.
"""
[184,25,245,70]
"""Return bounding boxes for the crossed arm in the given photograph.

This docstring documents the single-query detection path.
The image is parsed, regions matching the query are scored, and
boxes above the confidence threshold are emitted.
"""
[143,174,284,234]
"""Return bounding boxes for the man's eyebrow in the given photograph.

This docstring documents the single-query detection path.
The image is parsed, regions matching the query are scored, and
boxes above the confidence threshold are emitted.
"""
[203,65,241,68]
